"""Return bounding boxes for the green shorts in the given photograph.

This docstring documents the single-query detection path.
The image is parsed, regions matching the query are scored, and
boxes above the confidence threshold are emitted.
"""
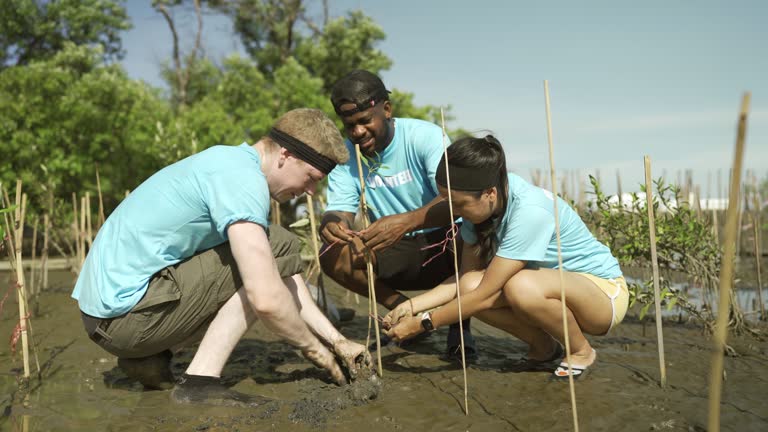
[83,224,303,359]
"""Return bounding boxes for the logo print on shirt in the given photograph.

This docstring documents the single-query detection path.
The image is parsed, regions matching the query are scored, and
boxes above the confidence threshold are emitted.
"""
[366,169,414,189]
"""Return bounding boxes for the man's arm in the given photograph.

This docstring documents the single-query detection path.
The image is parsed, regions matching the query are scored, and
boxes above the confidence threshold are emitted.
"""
[360,196,452,251]
[319,210,356,244]
[284,274,372,378]
[228,221,347,384]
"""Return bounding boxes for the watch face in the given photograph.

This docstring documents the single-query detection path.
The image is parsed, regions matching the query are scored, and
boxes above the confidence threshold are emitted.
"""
[421,313,434,332]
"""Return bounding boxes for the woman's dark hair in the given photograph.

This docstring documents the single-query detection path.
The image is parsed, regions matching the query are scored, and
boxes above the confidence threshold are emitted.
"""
[446,135,508,264]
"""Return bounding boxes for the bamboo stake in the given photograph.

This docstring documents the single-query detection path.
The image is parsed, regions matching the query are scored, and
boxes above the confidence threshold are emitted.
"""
[42,214,49,291]
[79,196,86,269]
[306,195,329,313]
[440,107,469,415]
[353,144,383,376]
[85,192,93,248]
[3,186,17,250]
[544,80,579,432]
[96,167,106,227]
[616,169,623,208]
[14,184,31,380]
[708,92,750,431]
[751,176,765,320]
[30,218,38,297]
[644,156,667,388]
[72,193,80,265]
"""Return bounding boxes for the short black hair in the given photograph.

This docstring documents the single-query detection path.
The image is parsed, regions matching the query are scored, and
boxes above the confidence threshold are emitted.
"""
[330,70,390,116]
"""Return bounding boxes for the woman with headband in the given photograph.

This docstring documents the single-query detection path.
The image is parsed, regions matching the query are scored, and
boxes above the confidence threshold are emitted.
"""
[384,135,628,380]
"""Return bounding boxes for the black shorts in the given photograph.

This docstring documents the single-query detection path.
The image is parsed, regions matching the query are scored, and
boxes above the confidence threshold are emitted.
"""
[374,225,463,291]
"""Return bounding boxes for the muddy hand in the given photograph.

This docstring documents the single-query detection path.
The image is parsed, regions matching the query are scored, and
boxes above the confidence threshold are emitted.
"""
[382,301,414,330]
[302,343,347,385]
[332,339,373,380]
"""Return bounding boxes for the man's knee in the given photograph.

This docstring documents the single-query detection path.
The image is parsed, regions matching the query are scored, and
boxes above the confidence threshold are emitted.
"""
[267,224,304,277]
[319,242,356,282]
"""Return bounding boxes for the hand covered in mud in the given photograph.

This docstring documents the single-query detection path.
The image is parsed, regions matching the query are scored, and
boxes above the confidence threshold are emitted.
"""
[302,343,347,385]
[384,315,424,343]
[332,339,373,380]
[382,301,414,330]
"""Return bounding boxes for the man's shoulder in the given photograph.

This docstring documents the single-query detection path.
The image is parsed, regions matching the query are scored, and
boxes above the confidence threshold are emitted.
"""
[397,117,442,134]
[395,118,444,151]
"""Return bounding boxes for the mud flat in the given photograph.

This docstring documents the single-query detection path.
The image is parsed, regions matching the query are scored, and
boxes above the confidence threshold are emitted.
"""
[1,272,766,431]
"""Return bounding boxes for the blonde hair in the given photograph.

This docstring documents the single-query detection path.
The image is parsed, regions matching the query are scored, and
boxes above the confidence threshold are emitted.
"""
[270,108,349,164]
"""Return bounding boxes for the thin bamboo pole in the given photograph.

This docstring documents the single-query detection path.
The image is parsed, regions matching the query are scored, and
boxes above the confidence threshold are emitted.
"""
[42,214,49,291]
[72,193,80,265]
[353,144,383,376]
[544,80,579,432]
[30,219,38,297]
[440,107,469,415]
[616,169,623,208]
[751,176,765,320]
[96,167,106,227]
[79,196,86,269]
[14,184,31,380]
[707,92,750,431]
[644,156,667,388]
[306,195,329,313]
[85,192,93,248]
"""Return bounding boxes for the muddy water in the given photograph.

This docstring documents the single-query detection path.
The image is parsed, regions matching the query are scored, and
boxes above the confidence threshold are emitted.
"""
[1,271,767,431]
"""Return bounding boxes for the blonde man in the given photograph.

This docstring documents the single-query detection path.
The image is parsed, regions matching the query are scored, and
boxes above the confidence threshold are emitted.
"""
[73,109,371,406]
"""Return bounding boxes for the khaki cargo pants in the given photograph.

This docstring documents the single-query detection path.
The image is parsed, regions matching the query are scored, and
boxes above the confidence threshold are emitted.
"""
[82,225,304,359]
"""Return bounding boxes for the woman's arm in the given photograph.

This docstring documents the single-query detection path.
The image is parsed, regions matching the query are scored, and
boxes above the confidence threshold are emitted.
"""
[385,247,526,341]
[430,256,524,328]
[383,240,481,328]
[411,240,486,312]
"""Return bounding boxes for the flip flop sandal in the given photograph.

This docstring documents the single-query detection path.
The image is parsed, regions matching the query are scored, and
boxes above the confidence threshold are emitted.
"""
[550,349,596,381]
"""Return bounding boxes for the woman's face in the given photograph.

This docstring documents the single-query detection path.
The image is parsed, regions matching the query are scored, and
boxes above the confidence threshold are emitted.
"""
[438,185,497,224]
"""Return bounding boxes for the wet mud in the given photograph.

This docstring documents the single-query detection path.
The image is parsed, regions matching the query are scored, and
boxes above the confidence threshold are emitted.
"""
[1,271,767,431]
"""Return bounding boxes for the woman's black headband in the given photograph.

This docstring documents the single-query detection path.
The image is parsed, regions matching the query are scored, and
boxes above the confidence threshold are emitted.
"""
[268,128,336,174]
[435,158,501,191]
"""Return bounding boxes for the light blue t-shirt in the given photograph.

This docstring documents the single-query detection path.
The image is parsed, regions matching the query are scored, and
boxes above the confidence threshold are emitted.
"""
[461,173,622,279]
[72,144,271,318]
[326,118,446,234]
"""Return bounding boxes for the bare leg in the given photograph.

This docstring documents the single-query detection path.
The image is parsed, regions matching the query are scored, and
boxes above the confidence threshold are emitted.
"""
[502,268,613,365]
[459,271,555,360]
[185,288,256,377]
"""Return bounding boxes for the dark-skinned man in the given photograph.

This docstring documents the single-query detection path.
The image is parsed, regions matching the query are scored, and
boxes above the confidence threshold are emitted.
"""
[318,70,475,362]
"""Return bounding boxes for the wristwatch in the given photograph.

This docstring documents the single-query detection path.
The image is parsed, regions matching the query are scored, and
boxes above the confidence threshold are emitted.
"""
[420,312,435,332]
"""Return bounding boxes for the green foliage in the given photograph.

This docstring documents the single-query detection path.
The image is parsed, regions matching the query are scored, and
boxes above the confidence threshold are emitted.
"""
[0,0,131,67]
[0,44,171,213]
[582,175,752,330]
[295,11,392,90]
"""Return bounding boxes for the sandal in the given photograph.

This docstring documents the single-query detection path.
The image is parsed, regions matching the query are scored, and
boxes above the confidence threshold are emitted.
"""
[551,349,596,381]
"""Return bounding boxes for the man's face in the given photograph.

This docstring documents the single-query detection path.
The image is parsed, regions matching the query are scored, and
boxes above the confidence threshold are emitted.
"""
[337,101,393,156]
[272,150,326,202]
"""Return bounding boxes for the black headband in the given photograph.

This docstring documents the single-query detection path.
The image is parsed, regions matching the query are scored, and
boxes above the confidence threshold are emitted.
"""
[333,89,390,117]
[268,128,336,175]
[435,158,500,191]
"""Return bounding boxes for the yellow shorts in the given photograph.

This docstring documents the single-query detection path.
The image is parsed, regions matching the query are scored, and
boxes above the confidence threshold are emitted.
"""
[577,273,629,332]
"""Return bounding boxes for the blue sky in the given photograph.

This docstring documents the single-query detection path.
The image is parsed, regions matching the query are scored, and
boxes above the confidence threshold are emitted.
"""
[121,0,767,197]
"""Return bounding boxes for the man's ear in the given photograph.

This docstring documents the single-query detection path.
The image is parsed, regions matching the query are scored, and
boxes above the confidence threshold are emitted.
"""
[382,100,392,120]
[278,147,291,167]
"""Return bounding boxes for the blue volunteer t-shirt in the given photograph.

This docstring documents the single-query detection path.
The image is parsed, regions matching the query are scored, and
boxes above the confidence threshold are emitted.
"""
[326,118,445,233]
[461,173,622,279]
[72,143,271,318]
